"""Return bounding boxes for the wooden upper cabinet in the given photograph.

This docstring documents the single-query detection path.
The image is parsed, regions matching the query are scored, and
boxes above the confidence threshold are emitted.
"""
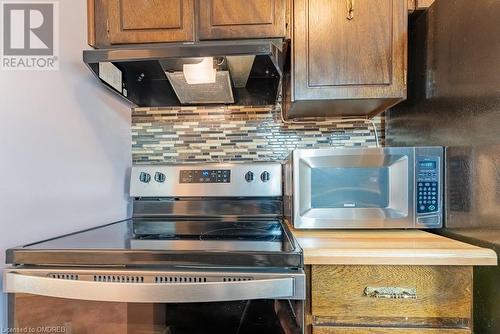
[89,0,195,47]
[307,0,393,87]
[88,0,286,47]
[294,0,406,99]
[286,0,407,118]
[198,0,287,40]
[108,0,195,44]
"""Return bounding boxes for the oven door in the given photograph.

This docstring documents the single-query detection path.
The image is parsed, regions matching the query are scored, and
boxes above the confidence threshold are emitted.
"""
[292,147,415,229]
[4,268,305,334]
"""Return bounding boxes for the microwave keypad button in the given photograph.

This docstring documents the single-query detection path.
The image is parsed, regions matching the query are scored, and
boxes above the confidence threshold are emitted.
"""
[417,182,439,214]
[416,157,440,215]
[418,215,440,226]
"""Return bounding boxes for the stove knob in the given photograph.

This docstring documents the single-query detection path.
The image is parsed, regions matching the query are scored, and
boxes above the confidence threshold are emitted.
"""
[245,171,255,182]
[260,171,270,182]
[154,172,166,183]
[139,172,151,183]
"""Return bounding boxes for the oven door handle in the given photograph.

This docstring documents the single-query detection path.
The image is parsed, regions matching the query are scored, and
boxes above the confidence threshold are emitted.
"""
[4,272,295,303]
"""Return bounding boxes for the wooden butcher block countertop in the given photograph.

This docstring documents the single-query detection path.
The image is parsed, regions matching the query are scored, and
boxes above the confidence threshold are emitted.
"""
[289,228,498,266]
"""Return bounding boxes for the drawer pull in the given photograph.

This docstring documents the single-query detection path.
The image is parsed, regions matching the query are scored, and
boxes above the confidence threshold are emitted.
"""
[363,287,417,299]
[346,0,355,20]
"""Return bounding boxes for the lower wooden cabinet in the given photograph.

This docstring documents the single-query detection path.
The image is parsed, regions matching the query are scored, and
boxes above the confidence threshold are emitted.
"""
[313,326,470,334]
[416,0,435,9]
[408,0,435,12]
[307,265,473,333]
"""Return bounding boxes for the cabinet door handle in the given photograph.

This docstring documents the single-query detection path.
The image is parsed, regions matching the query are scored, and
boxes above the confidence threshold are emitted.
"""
[364,286,417,299]
[346,0,355,20]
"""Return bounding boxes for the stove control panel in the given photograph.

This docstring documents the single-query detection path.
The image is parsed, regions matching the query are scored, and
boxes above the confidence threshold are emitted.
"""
[180,169,231,183]
[130,163,282,197]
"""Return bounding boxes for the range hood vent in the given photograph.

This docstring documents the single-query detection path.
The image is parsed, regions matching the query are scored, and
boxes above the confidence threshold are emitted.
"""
[83,39,285,107]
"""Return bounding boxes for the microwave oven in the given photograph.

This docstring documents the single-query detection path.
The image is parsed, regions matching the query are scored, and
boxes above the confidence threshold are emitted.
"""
[284,147,444,229]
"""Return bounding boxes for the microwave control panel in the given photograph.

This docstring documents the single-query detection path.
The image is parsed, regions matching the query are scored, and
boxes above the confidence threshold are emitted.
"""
[416,157,440,216]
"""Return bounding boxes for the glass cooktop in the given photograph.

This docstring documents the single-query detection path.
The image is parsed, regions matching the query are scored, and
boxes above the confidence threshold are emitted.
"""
[131,220,286,252]
[7,219,302,268]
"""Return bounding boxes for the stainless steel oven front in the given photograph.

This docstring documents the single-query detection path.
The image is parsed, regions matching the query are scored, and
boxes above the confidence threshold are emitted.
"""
[4,267,305,334]
[285,147,444,229]
[5,162,305,334]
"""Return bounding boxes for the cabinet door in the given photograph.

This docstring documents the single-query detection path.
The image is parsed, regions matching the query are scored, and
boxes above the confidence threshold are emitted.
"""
[416,0,435,9]
[198,0,286,40]
[293,0,407,101]
[313,326,471,334]
[107,0,195,44]
[408,0,416,12]
[311,266,472,328]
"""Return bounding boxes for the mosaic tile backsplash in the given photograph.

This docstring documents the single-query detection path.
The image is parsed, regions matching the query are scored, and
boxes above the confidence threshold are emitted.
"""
[132,106,384,163]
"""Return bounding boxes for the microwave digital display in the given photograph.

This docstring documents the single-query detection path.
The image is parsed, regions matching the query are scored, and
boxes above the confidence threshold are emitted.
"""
[419,161,436,169]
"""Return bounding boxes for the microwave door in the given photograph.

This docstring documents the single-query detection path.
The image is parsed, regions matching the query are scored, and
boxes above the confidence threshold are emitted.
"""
[293,148,415,229]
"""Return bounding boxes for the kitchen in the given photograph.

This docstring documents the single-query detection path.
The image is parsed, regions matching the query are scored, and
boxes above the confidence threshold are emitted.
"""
[0,0,499,333]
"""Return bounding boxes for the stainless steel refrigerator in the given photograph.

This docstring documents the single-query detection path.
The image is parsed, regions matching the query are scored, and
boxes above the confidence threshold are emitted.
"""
[386,0,500,333]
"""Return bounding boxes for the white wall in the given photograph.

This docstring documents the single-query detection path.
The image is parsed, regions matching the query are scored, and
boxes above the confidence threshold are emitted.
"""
[0,0,131,329]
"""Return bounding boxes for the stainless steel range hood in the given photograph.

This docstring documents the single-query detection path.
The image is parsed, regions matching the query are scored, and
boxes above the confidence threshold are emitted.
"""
[83,39,285,107]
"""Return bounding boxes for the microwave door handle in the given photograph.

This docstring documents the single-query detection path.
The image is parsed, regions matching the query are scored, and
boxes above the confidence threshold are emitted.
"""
[4,272,294,303]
